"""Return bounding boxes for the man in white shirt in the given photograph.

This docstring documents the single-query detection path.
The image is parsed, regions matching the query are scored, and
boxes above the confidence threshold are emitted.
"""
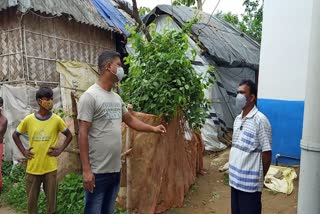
[229,80,272,214]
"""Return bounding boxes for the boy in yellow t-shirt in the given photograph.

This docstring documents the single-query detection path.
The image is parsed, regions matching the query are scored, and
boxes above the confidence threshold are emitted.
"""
[12,86,72,214]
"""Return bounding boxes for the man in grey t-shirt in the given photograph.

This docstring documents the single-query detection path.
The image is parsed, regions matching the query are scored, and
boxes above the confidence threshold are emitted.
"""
[78,51,166,214]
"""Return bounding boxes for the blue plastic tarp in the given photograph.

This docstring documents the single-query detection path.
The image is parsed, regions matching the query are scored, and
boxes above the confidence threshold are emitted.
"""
[91,0,130,36]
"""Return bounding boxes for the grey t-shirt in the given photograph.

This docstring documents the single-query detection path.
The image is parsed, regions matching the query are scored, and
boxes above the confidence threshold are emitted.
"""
[77,83,128,173]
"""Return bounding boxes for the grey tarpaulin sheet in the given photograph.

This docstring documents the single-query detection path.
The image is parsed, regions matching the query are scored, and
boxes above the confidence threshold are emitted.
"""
[144,5,260,71]
[210,66,256,128]
[0,0,17,12]
[0,84,61,161]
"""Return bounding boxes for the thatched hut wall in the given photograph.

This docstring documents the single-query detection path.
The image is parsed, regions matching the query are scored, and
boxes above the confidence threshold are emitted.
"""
[0,7,115,84]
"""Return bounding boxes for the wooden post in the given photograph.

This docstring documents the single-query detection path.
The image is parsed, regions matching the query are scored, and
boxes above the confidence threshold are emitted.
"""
[126,104,133,213]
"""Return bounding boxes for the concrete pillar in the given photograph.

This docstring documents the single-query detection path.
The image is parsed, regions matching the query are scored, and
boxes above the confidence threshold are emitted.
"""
[297,0,320,212]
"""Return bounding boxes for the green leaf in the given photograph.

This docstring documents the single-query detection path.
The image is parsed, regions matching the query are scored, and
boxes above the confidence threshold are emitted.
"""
[153,82,159,87]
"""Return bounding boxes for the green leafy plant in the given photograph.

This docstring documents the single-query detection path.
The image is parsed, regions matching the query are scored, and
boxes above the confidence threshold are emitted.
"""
[3,181,28,211]
[138,6,151,16]
[37,192,46,214]
[173,0,205,10]
[2,161,13,178]
[9,163,25,183]
[1,164,85,214]
[55,173,84,214]
[216,0,263,42]
[53,108,72,119]
[115,205,127,214]
[0,162,28,212]
[122,20,214,130]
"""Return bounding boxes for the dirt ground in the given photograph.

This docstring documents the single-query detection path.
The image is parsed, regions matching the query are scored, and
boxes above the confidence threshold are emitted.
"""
[0,150,299,214]
[0,206,17,214]
[165,150,299,214]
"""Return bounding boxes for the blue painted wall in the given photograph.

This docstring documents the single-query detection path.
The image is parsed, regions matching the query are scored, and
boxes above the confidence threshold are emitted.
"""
[258,99,304,165]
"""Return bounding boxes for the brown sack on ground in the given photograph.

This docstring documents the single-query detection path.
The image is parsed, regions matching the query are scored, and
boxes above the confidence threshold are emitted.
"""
[120,112,204,214]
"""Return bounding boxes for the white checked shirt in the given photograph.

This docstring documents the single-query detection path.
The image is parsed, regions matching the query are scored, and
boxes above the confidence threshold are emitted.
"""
[229,106,272,192]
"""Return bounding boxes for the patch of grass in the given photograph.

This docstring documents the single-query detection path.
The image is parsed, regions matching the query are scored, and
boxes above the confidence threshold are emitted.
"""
[190,183,199,193]
[209,191,220,202]
[1,162,77,213]
[115,204,127,214]
[1,161,128,214]
[1,178,27,212]
[168,207,179,213]
[0,162,28,213]
[223,172,229,185]
[2,161,13,177]
[55,173,85,214]
[0,162,84,214]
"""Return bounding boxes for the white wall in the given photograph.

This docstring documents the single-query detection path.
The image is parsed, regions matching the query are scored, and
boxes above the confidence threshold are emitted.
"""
[258,0,313,101]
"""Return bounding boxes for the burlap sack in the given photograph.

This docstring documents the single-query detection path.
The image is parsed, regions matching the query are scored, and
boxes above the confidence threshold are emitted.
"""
[120,112,204,213]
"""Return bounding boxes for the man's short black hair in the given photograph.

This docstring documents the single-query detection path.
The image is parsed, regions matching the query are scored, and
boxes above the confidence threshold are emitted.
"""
[36,86,53,100]
[239,79,257,97]
[98,51,121,74]
[0,97,3,107]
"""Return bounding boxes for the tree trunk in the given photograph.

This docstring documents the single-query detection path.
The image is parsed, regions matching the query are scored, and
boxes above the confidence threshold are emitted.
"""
[197,0,203,10]
[131,0,152,41]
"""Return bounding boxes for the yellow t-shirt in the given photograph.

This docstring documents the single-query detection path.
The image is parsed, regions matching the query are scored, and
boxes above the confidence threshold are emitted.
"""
[16,112,68,175]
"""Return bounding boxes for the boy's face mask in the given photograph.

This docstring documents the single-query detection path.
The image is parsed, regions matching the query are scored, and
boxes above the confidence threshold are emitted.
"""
[40,99,54,111]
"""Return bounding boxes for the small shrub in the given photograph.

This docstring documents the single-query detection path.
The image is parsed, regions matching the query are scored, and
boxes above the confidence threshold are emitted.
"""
[122,20,215,131]
[1,164,85,214]
[55,173,84,214]
[2,161,13,177]
[0,162,27,213]
[1,165,128,214]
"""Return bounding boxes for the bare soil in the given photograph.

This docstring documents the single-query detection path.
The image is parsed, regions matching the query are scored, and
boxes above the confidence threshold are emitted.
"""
[0,150,298,214]
[165,150,299,214]
[0,205,18,214]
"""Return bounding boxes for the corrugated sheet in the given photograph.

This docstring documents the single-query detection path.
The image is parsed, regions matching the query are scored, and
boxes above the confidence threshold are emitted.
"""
[144,5,260,71]
[0,0,18,12]
[1,0,111,30]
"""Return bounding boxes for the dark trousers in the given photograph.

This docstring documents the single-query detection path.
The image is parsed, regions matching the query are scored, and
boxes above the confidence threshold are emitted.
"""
[26,170,57,214]
[231,187,262,214]
[84,172,121,214]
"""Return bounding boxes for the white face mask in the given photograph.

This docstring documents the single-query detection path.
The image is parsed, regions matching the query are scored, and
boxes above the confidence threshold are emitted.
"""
[235,93,248,112]
[114,67,124,82]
